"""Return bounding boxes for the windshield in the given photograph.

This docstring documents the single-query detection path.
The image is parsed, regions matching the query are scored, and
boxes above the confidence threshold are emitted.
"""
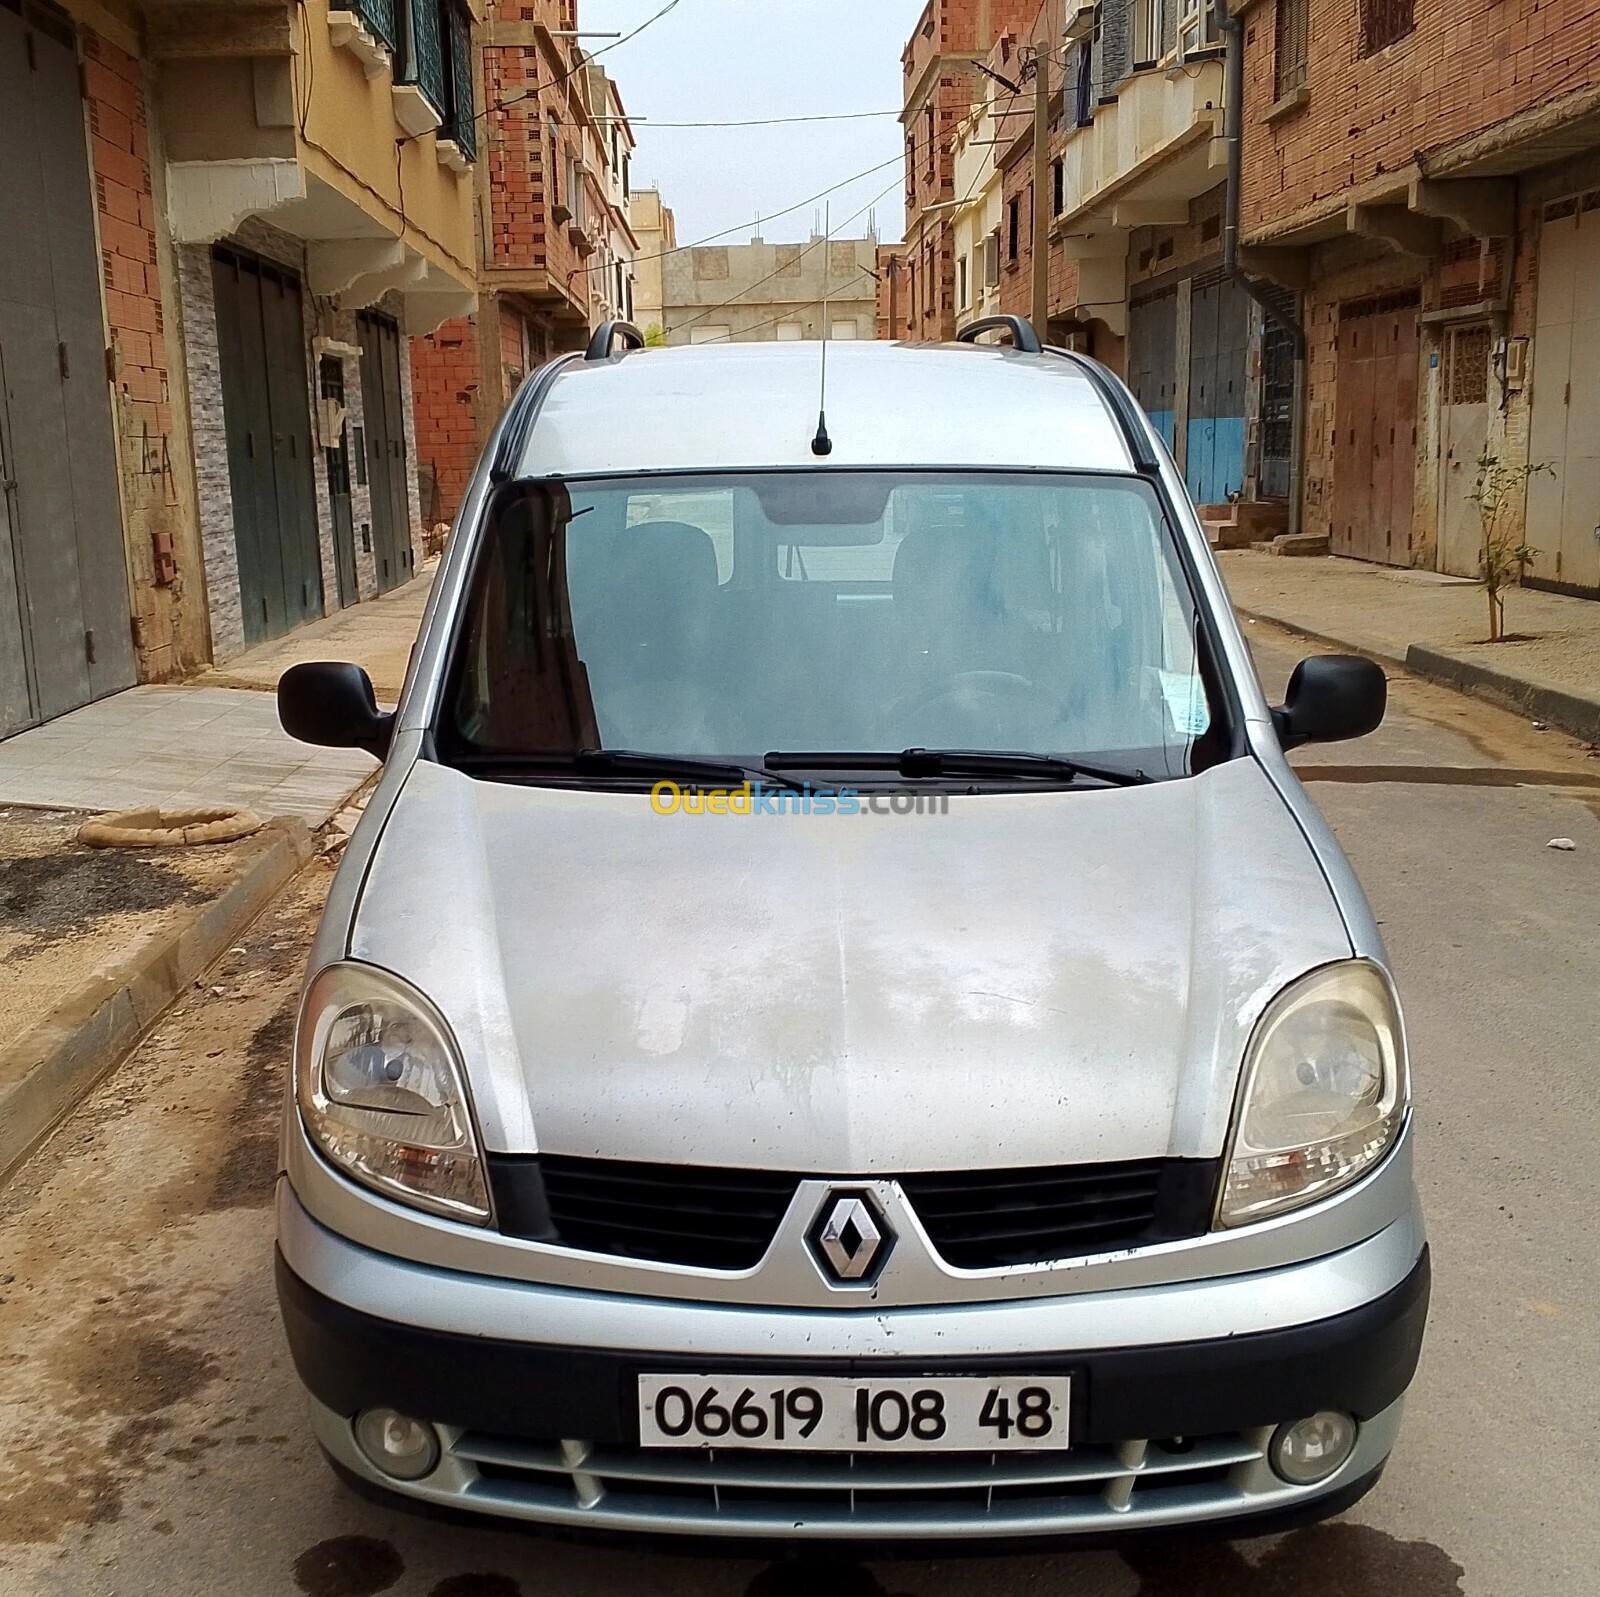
[440,471,1225,783]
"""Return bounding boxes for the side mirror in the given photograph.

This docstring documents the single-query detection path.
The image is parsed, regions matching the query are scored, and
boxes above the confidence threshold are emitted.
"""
[1274,655,1386,750]
[278,661,394,759]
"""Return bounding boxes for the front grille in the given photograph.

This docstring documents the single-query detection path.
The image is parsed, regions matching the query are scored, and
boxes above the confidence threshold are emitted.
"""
[489,1155,798,1271]
[449,1428,1277,1534]
[487,1155,1218,1273]
[901,1159,1219,1269]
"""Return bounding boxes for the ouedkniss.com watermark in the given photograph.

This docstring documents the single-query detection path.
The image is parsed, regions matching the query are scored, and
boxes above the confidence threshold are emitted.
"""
[649,781,949,817]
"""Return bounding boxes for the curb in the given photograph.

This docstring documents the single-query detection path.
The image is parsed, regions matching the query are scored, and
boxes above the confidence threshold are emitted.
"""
[1404,646,1600,744]
[0,817,314,1187]
[1236,607,1600,744]
[1235,607,1411,674]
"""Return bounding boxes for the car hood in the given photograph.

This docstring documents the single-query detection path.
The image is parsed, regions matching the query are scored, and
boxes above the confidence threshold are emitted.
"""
[348,758,1352,1170]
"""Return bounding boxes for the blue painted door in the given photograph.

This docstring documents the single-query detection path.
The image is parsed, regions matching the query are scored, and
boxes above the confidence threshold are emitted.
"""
[1186,274,1249,506]
[1128,289,1179,452]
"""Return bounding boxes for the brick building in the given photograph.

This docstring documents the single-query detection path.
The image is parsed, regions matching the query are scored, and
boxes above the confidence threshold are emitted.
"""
[2,0,478,738]
[1237,0,1600,593]
[409,2,639,528]
[898,0,1040,343]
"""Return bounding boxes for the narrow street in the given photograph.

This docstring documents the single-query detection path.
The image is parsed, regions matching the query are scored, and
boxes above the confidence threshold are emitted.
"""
[0,623,1595,1597]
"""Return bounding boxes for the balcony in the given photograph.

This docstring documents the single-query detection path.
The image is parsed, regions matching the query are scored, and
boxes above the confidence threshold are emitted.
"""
[151,0,478,333]
[1058,58,1225,234]
[1051,58,1228,333]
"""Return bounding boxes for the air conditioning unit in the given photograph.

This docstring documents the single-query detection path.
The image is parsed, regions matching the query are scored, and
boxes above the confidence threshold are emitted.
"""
[1064,0,1095,43]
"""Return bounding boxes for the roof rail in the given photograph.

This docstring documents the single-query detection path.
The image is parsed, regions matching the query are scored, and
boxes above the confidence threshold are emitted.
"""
[585,320,646,361]
[1044,348,1161,475]
[954,315,1043,354]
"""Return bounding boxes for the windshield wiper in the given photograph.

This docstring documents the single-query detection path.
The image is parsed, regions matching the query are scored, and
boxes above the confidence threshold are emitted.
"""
[455,749,805,788]
[764,747,1150,787]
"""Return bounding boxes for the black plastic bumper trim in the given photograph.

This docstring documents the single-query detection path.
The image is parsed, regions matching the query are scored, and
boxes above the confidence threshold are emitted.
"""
[276,1243,1429,1447]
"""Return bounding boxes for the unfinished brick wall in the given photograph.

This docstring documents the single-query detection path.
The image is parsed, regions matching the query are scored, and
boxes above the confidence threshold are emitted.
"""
[410,317,480,529]
[900,0,1046,341]
[484,15,589,311]
[1241,0,1600,235]
[83,29,206,679]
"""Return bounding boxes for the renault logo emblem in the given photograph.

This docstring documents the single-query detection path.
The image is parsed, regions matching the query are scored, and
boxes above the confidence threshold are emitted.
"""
[806,1191,893,1284]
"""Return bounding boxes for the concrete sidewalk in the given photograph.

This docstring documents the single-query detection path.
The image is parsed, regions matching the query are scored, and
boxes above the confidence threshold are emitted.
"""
[0,572,433,1185]
[1219,551,1600,742]
[200,561,435,701]
[0,566,433,825]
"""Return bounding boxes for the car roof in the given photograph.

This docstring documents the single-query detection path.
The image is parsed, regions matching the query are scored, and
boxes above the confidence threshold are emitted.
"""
[514,340,1135,479]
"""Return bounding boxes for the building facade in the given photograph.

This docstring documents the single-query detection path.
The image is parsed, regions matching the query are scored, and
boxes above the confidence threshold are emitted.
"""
[948,39,1012,333]
[408,1,638,529]
[661,237,879,346]
[1,0,479,738]
[1238,0,1600,592]
[631,188,678,339]
[899,0,1040,344]
[906,0,1600,580]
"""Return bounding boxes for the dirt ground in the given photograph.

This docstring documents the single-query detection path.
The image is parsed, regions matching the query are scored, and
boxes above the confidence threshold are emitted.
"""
[0,807,261,1020]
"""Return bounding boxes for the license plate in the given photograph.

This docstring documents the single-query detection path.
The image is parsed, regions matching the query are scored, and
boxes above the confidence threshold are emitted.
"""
[637,1374,1070,1451]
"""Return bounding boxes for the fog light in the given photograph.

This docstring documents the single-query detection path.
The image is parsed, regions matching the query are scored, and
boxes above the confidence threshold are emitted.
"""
[1269,1411,1358,1485]
[353,1408,441,1481]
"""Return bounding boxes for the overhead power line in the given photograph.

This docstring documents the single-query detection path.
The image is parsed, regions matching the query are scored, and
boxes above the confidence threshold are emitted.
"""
[575,109,902,128]
[568,151,904,280]
[401,0,685,147]
[672,174,900,338]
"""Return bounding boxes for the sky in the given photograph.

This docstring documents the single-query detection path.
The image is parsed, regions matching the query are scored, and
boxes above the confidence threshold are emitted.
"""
[576,0,926,247]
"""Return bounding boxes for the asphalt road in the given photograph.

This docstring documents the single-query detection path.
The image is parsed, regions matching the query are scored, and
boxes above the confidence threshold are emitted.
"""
[2,624,1596,1597]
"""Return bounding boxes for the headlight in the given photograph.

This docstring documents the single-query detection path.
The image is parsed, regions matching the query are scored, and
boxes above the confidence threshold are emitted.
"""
[296,963,491,1223]
[1218,961,1407,1227]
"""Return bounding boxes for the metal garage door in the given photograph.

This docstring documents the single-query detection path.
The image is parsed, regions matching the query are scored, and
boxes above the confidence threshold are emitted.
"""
[1436,322,1492,578]
[1526,192,1600,599]
[358,310,414,593]
[1127,287,1179,453]
[1186,270,1250,506]
[0,0,137,738]
[1331,290,1420,566]
[212,244,323,643]
[1258,284,1300,502]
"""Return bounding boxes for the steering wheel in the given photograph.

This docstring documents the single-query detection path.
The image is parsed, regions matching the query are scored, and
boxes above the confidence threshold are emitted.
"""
[882,670,1069,741]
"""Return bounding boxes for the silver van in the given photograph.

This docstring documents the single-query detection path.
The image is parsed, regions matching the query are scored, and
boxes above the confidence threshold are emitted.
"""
[276,318,1427,1546]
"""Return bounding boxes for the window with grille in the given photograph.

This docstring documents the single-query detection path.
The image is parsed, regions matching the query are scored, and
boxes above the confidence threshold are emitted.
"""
[548,116,562,211]
[566,152,585,227]
[444,3,475,161]
[1177,0,1220,55]
[400,0,448,118]
[1052,157,1065,216]
[1274,0,1307,96]
[1072,39,1094,126]
[1007,196,1020,261]
[1359,0,1414,55]
[1133,0,1163,66]
[355,0,398,52]
[957,253,969,309]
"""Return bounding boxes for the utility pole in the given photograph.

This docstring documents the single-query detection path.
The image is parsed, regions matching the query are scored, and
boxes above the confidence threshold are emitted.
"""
[1030,33,1051,335]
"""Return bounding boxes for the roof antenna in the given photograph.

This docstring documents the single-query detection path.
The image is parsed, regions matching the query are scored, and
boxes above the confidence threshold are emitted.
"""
[812,200,833,457]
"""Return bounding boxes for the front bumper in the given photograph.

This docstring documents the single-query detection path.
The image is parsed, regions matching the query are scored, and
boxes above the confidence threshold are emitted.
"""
[276,1180,1429,1542]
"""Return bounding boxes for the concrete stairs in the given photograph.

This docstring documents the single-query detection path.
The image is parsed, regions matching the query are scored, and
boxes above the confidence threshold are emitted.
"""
[1198,500,1288,551]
